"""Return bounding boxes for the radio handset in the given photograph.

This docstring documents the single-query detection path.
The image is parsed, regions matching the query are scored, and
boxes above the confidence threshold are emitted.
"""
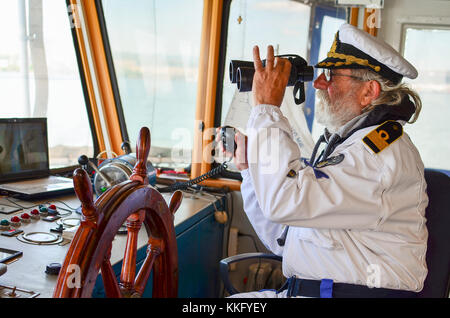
[220,126,237,155]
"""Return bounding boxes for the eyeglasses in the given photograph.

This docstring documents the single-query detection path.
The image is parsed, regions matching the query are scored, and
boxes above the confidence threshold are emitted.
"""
[322,69,365,82]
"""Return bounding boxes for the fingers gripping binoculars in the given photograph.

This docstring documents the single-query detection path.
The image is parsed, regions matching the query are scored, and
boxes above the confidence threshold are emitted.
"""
[229,55,314,104]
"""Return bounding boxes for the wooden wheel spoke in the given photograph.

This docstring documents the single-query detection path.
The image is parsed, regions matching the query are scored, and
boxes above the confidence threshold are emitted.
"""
[134,237,164,296]
[101,246,122,298]
[169,190,183,216]
[119,211,145,292]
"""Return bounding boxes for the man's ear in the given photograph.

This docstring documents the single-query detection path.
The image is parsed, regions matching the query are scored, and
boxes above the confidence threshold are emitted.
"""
[360,80,381,107]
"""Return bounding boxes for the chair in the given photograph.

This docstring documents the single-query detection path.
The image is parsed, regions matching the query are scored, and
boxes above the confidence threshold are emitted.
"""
[220,168,450,298]
[417,169,450,297]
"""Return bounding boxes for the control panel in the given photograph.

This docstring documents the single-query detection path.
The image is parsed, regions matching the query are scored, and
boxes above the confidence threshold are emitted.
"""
[0,197,81,298]
[0,203,78,245]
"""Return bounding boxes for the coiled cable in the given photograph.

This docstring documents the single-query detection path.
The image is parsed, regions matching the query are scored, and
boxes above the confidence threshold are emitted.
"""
[157,161,229,193]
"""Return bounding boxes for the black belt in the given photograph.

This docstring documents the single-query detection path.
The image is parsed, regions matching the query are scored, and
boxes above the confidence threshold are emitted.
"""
[281,276,418,298]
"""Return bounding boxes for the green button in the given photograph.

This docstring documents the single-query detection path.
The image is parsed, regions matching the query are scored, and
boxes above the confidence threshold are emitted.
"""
[101,187,107,193]
[1,219,10,226]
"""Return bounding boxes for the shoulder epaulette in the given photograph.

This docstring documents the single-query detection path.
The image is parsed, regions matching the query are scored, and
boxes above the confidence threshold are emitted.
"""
[362,120,403,154]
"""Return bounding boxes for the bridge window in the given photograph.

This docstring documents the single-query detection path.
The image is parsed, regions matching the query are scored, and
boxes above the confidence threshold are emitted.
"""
[220,0,311,126]
[0,0,94,169]
[310,12,346,141]
[402,26,450,171]
[101,0,204,169]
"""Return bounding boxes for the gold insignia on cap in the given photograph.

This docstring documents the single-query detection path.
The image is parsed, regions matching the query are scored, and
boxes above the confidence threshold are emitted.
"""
[319,33,381,72]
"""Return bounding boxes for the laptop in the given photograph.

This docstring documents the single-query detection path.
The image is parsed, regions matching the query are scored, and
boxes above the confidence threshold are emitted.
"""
[0,118,74,200]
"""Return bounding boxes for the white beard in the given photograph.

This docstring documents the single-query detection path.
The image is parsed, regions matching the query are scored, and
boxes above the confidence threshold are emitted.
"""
[315,89,361,133]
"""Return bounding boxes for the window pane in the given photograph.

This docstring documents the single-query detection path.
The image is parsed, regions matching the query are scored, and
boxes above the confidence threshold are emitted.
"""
[221,0,311,123]
[0,1,94,168]
[101,0,203,168]
[311,15,346,141]
[402,27,450,170]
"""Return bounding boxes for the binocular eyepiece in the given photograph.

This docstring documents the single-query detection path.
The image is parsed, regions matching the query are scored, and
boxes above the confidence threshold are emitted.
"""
[229,54,314,104]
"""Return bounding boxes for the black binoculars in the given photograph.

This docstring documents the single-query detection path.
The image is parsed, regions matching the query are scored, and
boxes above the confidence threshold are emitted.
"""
[229,54,314,104]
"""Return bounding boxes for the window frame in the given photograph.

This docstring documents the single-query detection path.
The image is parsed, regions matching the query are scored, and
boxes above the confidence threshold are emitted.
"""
[213,0,233,128]
[92,0,130,146]
[65,0,101,164]
[65,0,125,161]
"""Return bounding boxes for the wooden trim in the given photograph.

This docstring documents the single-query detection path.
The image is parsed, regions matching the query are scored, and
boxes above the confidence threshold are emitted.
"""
[80,0,123,156]
[197,178,241,191]
[192,0,214,179]
[191,1,241,190]
[156,175,241,191]
[349,7,359,27]
[201,0,223,175]
[68,0,106,153]
[193,0,224,177]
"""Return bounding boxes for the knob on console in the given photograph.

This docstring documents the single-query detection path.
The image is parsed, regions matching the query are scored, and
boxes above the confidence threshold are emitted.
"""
[45,263,62,275]
[10,216,21,227]
[30,209,40,220]
[47,205,58,215]
[78,155,89,167]
[0,219,10,230]
[20,213,31,223]
[39,206,48,217]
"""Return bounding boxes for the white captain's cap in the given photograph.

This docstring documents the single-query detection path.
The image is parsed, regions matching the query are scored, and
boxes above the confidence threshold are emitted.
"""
[316,23,418,84]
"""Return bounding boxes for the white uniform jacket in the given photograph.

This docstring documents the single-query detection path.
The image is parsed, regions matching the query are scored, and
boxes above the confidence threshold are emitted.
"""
[241,104,428,292]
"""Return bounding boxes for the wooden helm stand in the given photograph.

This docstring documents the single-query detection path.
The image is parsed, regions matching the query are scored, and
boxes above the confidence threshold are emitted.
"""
[53,127,182,298]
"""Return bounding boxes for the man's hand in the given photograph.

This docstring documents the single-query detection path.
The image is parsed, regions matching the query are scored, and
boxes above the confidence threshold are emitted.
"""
[216,127,248,171]
[252,45,291,107]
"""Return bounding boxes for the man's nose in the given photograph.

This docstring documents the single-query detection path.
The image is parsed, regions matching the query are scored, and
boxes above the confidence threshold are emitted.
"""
[313,72,329,90]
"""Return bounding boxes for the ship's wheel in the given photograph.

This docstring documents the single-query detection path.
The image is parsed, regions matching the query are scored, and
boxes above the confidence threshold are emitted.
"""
[53,127,182,298]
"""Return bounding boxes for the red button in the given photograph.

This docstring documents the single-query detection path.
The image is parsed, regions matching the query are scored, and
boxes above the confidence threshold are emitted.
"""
[30,209,39,215]
[49,204,57,210]
[21,213,30,219]
[11,216,21,222]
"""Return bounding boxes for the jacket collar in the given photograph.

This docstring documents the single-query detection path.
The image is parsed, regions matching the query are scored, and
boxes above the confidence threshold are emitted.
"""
[312,96,416,165]
[326,95,415,141]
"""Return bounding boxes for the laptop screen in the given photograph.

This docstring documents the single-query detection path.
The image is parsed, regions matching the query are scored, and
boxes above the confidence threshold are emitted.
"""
[0,118,49,182]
